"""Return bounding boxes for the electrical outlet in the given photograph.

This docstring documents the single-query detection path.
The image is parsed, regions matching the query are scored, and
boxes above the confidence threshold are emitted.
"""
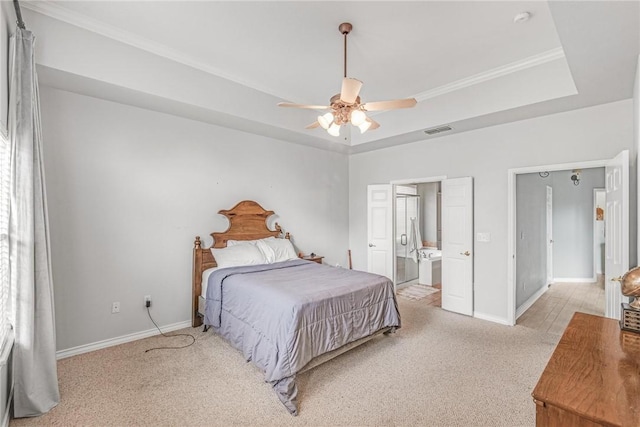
[144,295,151,308]
[112,302,120,314]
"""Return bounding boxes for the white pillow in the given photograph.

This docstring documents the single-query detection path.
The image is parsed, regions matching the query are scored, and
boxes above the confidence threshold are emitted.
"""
[226,236,276,247]
[256,238,298,263]
[210,243,267,268]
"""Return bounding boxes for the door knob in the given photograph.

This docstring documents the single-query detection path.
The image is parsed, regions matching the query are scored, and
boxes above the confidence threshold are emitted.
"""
[611,276,623,282]
[460,251,471,256]
[369,243,376,247]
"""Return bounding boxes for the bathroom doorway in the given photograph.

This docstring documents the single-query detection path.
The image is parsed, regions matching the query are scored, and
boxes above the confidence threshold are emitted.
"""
[394,182,442,288]
[368,175,474,316]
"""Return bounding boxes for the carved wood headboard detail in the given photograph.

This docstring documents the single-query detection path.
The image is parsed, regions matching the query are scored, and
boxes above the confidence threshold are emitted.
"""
[192,200,288,327]
[211,200,282,247]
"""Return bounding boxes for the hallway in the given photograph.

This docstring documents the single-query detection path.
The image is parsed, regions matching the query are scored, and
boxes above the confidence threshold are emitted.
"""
[517,277,605,336]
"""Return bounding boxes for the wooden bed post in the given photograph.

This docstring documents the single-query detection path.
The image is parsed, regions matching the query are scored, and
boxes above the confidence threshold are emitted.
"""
[192,236,203,327]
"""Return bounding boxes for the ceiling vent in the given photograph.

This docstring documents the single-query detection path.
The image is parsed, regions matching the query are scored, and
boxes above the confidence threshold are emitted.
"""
[424,125,452,135]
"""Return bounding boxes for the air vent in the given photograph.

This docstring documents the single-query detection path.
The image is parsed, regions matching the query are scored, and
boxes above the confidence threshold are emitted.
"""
[424,125,452,135]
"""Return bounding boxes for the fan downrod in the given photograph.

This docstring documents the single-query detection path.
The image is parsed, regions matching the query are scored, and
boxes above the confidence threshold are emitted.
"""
[339,23,353,78]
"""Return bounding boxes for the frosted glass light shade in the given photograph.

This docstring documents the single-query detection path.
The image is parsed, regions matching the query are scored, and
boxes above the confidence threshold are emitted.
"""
[327,123,341,136]
[358,119,372,134]
[318,112,334,130]
[350,109,366,126]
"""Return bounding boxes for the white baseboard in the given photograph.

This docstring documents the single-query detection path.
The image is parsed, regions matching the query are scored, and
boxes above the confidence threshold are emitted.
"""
[473,311,512,326]
[56,320,192,360]
[516,285,549,319]
[553,277,597,283]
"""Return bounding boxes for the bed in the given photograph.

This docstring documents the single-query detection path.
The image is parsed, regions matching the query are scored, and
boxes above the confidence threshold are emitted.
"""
[191,200,401,415]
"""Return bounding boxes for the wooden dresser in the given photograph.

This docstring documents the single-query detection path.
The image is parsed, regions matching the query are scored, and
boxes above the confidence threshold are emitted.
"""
[532,312,640,427]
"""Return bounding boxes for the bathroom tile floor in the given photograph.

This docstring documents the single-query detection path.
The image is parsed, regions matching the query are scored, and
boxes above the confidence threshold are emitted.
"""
[396,281,441,307]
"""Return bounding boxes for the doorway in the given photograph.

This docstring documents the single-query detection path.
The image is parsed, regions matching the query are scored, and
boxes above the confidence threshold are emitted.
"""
[514,168,605,321]
[507,151,629,325]
[367,175,474,317]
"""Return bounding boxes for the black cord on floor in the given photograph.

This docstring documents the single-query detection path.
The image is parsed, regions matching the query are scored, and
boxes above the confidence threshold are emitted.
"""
[144,306,196,353]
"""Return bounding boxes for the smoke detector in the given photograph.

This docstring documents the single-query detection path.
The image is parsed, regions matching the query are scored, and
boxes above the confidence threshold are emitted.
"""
[514,12,531,23]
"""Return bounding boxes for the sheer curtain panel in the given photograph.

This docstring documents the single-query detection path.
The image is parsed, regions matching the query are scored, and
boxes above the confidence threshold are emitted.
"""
[8,28,59,417]
[0,133,9,351]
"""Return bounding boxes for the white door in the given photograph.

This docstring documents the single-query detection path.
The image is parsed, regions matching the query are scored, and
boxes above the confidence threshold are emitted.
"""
[605,150,629,319]
[546,186,553,285]
[367,184,394,281]
[441,177,474,315]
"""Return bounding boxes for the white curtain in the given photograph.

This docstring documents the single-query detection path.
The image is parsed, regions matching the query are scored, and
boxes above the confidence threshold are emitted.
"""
[9,28,60,417]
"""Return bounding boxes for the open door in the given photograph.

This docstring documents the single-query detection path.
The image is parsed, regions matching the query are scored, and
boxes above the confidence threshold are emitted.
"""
[604,150,629,319]
[441,177,474,316]
[367,184,394,281]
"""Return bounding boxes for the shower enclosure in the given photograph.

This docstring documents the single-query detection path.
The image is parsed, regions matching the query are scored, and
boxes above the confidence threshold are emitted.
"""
[396,194,420,285]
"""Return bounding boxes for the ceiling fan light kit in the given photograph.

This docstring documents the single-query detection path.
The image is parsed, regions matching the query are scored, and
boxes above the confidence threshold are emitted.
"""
[278,22,417,137]
[358,119,372,133]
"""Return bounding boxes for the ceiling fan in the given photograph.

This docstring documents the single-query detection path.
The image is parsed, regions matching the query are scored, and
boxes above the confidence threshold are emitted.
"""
[277,22,417,137]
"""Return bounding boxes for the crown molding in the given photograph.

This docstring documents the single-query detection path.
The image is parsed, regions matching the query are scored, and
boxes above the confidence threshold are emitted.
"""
[20,1,291,101]
[414,47,566,102]
[23,1,568,125]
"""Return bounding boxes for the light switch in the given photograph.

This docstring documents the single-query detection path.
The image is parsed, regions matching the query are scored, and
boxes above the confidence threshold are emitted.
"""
[477,232,491,242]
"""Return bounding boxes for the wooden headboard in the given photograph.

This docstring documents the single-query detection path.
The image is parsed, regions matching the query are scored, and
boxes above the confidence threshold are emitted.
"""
[192,200,289,327]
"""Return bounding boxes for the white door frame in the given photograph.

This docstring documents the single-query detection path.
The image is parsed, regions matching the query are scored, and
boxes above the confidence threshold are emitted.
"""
[390,176,447,285]
[593,188,605,281]
[507,159,608,326]
[391,176,448,185]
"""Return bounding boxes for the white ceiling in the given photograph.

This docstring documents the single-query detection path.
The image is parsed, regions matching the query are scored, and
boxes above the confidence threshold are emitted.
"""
[21,1,640,153]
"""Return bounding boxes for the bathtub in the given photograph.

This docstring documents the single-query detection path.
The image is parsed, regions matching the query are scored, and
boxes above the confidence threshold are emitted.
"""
[418,248,441,285]
[419,248,442,260]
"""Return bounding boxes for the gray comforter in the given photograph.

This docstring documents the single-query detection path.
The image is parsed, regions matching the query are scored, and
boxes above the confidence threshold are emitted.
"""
[204,259,400,415]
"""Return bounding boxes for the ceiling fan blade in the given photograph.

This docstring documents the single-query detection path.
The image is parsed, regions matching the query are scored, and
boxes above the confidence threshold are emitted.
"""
[305,121,320,129]
[277,102,330,110]
[340,78,363,104]
[362,98,417,111]
[368,118,380,130]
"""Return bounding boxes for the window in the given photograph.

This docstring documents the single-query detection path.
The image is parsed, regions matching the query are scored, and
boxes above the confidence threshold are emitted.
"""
[0,129,10,349]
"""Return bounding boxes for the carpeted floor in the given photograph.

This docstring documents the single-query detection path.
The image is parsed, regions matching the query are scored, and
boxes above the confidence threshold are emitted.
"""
[10,299,559,427]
